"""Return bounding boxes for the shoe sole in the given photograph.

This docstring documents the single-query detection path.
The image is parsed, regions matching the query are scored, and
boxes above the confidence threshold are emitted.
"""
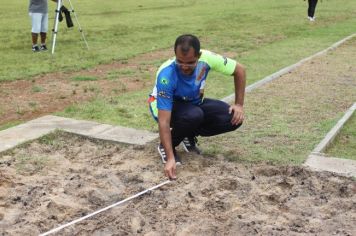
[182,142,189,153]
[157,145,182,165]
[157,146,167,164]
[181,143,201,155]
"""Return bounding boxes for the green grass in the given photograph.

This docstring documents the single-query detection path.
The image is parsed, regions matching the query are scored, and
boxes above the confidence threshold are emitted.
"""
[48,0,356,130]
[0,121,22,131]
[1,0,356,165]
[56,90,157,131]
[71,76,98,81]
[105,68,136,80]
[15,154,52,174]
[1,0,356,82]
[31,85,44,93]
[326,113,356,160]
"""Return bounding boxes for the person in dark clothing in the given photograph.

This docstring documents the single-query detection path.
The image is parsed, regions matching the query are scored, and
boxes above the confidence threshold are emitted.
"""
[307,0,318,21]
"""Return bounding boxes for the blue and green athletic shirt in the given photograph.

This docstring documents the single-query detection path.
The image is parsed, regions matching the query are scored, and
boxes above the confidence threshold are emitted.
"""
[150,49,237,112]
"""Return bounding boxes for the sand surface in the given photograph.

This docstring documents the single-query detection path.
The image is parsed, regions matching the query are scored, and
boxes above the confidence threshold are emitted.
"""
[0,132,355,236]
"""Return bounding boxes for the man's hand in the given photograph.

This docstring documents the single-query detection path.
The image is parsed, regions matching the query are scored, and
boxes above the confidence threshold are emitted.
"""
[229,104,244,125]
[164,158,177,180]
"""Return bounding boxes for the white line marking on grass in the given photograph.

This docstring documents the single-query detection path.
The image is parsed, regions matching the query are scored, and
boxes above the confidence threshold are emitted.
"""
[39,180,171,236]
[222,33,356,103]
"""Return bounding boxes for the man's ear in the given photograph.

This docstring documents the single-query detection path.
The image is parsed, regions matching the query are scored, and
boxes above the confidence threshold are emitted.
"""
[198,51,202,58]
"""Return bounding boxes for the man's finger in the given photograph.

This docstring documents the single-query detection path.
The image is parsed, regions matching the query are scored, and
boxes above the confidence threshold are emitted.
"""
[168,169,176,180]
[167,165,177,179]
[231,111,239,124]
[231,114,237,125]
[236,113,242,123]
[237,114,244,124]
[232,112,244,125]
[170,174,177,180]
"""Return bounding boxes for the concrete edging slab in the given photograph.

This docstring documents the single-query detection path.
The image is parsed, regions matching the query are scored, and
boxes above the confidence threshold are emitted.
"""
[304,103,356,177]
[0,115,158,153]
[312,103,356,154]
[304,153,356,177]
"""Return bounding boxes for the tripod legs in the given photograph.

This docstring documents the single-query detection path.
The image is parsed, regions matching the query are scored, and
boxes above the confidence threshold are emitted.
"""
[51,0,89,54]
[67,0,89,50]
[51,0,62,54]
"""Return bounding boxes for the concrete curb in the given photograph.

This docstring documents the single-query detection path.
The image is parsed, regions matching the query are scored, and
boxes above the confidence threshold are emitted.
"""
[0,115,158,153]
[304,103,356,177]
[312,103,356,154]
[304,153,356,177]
[222,33,356,103]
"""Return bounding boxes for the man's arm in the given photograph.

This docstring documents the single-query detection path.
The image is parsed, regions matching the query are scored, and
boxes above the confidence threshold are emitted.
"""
[229,63,246,125]
[158,110,177,180]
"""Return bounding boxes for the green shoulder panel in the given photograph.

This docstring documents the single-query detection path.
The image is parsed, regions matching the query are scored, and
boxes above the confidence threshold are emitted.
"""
[155,58,175,79]
[199,49,237,76]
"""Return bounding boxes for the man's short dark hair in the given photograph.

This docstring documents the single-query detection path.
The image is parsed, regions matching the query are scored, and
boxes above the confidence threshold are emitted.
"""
[174,34,200,56]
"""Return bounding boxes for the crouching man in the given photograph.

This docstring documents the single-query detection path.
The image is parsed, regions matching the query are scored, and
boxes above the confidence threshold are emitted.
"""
[148,34,246,180]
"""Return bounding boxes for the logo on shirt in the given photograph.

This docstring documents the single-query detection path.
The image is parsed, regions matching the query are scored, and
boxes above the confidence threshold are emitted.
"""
[195,66,206,86]
[222,56,228,65]
[158,91,170,99]
[160,77,169,85]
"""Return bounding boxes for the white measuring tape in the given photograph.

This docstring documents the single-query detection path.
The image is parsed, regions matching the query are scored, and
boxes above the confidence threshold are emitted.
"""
[39,180,171,236]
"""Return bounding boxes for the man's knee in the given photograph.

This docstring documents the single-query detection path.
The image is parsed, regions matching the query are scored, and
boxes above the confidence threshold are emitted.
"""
[173,108,204,126]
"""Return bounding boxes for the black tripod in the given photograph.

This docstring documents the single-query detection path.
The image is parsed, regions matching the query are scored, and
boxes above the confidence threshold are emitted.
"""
[51,0,89,54]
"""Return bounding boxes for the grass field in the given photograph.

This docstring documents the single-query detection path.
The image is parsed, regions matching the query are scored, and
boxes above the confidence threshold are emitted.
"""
[49,0,356,128]
[1,0,356,164]
[1,0,356,82]
[326,113,356,160]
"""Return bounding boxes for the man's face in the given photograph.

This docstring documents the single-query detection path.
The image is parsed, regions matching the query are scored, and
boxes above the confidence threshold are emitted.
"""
[175,46,199,75]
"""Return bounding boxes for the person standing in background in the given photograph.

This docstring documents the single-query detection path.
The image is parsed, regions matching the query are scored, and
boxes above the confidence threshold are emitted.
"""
[29,0,55,52]
[307,0,318,22]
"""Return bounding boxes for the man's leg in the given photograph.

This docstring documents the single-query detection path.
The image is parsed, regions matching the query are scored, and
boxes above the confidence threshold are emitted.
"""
[313,0,318,18]
[147,97,181,164]
[309,0,318,18]
[40,32,46,45]
[32,33,39,45]
[197,98,241,137]
[170,101,204,147]
[30,13,41,52]
[40,13,49,50]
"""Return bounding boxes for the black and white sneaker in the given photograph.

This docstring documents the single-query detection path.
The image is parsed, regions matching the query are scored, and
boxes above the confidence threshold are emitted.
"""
[40,44,48,51]
[32,45,40,52]
[182,137,201,154]
[157,143,181,165]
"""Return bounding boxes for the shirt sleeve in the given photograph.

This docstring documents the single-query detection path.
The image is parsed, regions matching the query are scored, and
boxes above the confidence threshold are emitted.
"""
[155,70,174,111]
[200,50,237,75]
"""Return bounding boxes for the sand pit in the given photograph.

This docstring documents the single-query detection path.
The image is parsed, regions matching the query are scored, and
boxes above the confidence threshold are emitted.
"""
[0,132,355,235]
